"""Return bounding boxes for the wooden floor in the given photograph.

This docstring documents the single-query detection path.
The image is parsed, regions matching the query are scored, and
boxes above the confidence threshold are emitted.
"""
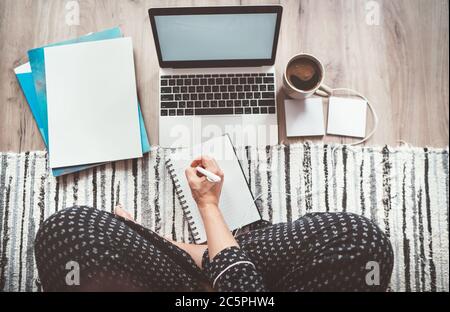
[0,0,448,152]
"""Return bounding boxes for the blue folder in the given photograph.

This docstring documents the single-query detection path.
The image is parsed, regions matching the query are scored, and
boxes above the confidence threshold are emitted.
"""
[16,27,150,176]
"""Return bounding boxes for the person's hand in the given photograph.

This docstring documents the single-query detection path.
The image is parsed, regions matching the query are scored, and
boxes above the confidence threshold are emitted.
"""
[185,156,224,212]
[185,157,239,261]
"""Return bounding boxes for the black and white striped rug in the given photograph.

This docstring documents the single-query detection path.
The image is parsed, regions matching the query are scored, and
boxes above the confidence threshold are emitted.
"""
[0,143,448,292]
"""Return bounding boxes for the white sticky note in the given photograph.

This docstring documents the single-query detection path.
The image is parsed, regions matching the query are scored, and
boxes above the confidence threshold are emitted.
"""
[327,96,367,138]
[284,97,325,137]
[45,37,142,168]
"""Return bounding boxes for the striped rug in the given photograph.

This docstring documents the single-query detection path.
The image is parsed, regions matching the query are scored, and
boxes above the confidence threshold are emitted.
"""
[0,143,448,292]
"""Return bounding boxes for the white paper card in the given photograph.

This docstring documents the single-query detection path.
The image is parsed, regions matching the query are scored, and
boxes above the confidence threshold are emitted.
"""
[14,62,31,74]
[327,96,367,138]
[284,98,325,137]
[45,37,142,168]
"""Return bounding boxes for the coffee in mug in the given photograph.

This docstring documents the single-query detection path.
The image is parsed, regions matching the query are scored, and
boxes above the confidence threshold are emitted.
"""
[283,53,332,99]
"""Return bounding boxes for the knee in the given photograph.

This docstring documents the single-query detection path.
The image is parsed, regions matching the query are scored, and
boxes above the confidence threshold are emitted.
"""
[339,213,393,259]
[36,206,92,238]
[331,212,394,289]
[301,212,394,290]
[303,212,392,258]
[34,206,122,289]
[34,206,111,257]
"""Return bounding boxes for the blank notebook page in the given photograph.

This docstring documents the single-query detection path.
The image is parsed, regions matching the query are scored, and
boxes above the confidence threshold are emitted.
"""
[168,135,261,243]
[45,37,142,168]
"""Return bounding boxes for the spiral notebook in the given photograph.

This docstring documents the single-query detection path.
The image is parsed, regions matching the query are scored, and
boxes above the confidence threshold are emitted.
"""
[166,135,261,243]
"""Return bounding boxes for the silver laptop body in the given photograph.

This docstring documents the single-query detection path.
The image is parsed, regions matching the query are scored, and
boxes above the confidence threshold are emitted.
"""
[149,5,283,148]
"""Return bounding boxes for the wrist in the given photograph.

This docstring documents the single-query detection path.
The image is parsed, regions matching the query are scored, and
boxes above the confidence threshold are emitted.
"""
[198,204,221,218]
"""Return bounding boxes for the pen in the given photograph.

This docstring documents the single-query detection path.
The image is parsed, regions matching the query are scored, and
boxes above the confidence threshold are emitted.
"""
[195,166,222,183]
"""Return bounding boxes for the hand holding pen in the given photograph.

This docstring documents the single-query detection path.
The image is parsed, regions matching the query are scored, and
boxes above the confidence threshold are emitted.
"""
[185,156,224,211]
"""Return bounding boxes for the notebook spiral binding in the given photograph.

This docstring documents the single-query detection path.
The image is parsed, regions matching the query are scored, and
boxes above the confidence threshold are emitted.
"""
[165,160,200,242]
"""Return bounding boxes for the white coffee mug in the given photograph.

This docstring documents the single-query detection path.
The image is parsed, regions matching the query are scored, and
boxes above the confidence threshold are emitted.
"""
[283,53,332,99]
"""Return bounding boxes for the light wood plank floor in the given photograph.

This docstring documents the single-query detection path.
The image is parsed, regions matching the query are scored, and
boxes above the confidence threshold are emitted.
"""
[0,0,448,152]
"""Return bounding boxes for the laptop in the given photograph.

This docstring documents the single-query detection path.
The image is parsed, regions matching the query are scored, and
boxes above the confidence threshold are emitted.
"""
[149,5,283,148]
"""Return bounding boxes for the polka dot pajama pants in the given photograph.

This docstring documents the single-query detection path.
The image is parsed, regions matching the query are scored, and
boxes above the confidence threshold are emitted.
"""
[34,206,393,291]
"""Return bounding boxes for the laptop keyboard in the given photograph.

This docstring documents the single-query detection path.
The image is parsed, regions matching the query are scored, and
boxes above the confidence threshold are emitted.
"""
[160,73,276,116]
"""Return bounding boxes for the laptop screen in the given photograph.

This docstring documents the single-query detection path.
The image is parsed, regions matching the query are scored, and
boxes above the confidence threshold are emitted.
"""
[149,6,282,68]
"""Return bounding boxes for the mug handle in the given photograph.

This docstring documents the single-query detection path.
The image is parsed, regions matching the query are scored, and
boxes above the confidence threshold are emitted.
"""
[315,83,333,97]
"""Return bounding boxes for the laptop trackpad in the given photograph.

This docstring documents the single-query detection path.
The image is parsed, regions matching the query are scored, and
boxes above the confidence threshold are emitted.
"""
[200,116,242,142]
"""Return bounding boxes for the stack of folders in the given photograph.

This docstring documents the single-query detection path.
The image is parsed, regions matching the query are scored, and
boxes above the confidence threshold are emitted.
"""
[14,27,150,176]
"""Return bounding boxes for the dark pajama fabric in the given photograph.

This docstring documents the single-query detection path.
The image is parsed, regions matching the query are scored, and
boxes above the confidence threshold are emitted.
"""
[34,206,393,292]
